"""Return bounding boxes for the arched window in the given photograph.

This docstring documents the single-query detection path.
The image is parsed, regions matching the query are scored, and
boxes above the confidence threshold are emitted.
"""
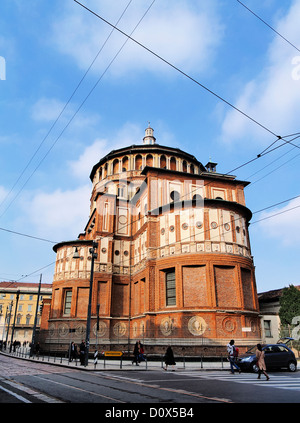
[170,157,176,171]
[103,163,108,178]
[182,160,187,172]
[135,154,143,170]
[113,159,119,174]
[122,156,129,171]
[146,154,153,167]
[160,155,166,169]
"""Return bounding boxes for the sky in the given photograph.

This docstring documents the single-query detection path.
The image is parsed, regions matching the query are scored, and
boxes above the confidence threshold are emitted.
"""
[1,0,300,293]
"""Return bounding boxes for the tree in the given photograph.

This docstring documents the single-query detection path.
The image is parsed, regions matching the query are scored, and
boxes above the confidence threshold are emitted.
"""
[279,285,300,326]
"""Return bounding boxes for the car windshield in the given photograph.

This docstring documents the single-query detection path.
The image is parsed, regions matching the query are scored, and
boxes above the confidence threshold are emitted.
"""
[246,346,257,354]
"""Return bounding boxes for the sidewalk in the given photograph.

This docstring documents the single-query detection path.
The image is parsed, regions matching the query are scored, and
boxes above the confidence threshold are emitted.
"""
[0,349,227,372]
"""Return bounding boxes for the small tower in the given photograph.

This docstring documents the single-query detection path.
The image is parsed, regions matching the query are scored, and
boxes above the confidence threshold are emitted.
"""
[205,158,217,173]
[143,123,156,145]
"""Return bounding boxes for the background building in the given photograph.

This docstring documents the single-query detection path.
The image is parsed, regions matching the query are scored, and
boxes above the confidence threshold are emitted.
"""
[0,281,52,348]
[42,126,261,355]
[258,285,300,346]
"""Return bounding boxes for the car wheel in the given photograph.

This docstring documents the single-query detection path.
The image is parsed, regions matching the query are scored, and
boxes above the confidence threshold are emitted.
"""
[288,361,297,372]
[251,363,259,373]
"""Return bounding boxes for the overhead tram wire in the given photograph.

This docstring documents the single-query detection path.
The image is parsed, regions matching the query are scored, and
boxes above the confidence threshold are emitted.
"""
[0,0,134,216]
[74,0,300,154]
[4,190,300,283]
[1,1,296,220]
[245,133,300,182]
[17,193,300,282]
[0,0,156,220]
[0,226,57,244]
[236,0,300,54]
[2,128,300,252]
[4,4,300,277]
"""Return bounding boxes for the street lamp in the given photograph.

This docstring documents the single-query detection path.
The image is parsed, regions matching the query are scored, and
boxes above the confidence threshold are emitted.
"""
[73,241,98,366]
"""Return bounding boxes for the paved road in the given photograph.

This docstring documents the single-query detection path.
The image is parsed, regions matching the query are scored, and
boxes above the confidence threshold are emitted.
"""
[1,353,299,406]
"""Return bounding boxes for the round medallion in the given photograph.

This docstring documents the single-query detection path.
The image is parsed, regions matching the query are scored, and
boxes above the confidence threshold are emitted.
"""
[113,322,126,337]
[223,318,236,333]
[75,324,86,336]
[49,323,56,337]
[93,322,107,337]
[118,215,127,224]
[58,323,69,337]
[160,317,174,336]
[188,316,207,336]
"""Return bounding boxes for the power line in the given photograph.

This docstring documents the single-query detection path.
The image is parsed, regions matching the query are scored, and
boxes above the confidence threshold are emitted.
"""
[4,189,300,283]
[252,203,300,225]
[0,226,57,244]
[245,134,300,185]
[236,0,300,54]
[74,0,300,154]
[0,0,135,218]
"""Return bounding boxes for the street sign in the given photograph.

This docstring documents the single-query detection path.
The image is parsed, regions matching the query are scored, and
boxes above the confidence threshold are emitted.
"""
[104,351,123,357]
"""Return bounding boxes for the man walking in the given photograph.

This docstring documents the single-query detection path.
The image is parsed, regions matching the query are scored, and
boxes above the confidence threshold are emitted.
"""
[227,339,241,374]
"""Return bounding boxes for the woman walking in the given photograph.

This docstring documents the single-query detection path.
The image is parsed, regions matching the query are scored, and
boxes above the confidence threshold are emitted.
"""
[256,344,270,380]
[164,345,176,371]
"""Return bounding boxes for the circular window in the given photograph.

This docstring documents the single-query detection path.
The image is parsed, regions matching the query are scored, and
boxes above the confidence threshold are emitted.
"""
[170,190,180,202]
[124,250,129,256]
[101,248,107,254]
[193,194,203,201]
[118,215,127,224]
[182,223,188,230]
[195,221,203,229]
[114,250,120,256]
[211,221,218,229]
[161,228,165,235]
[224,223,230,231]
[236,226,240,233]
[169,225,175,232]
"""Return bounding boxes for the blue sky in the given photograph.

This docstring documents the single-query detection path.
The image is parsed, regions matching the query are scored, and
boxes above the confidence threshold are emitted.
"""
[1,0,300,292]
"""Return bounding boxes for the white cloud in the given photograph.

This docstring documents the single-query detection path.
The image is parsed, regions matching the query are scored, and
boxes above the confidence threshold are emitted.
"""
[220,0,300,146]
[51,0,223,78]
[256,196,300,246]
[22,185,91,242]
[31,97,68,122]
[0,186,8,204]
[31,97,101,129]
[68,122,143,180]
[20,122,146,240]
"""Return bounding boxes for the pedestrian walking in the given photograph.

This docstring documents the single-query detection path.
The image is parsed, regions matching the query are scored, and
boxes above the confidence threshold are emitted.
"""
[227,339,241,374]
[256,344,270,380]
[69,342,77,362]
[132,342,140,365]
[79,340,85,365]
[164,345,176,371]
[35,342,40,357]
[138,341,146,362]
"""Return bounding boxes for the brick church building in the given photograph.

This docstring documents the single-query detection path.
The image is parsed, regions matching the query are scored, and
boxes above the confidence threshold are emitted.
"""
[41,125,261,355]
